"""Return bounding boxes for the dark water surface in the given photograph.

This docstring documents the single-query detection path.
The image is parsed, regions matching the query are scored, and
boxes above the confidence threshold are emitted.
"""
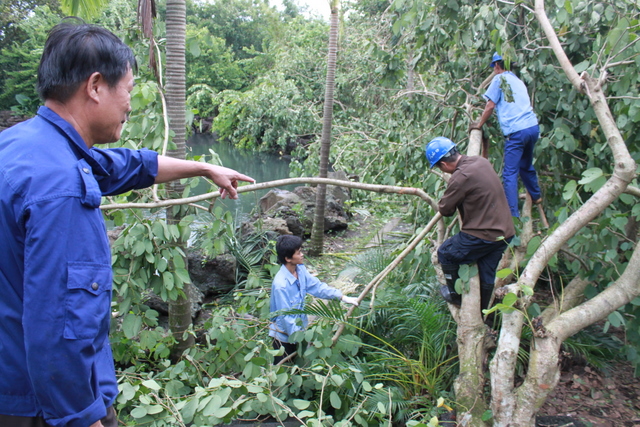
[187,133,295,217]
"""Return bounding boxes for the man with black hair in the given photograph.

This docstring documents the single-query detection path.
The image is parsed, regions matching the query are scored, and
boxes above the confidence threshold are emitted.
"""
[473,52,542,218]
[269,235,358,364]
[425,137,515,312]
[0,20,253,427]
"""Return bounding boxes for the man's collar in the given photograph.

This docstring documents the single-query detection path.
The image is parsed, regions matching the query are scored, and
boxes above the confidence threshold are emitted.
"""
[37,106,108,176]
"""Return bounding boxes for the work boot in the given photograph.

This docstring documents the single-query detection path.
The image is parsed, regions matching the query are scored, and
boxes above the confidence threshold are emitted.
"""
[440,264,461,306]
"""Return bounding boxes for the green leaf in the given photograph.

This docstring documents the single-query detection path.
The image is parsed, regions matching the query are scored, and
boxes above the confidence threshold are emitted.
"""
[122,313,143,339]
[330,391,342,409]
[130,407,148,418]
[133,240,146,256]
[331,374,344,387]
[214,407,232,418]
[526,235,542,256]
[203,395,222,416]
[293,399,311,410]
[146,405,163,415]
[119,382,137,401]
[496,268,513,279]
[573,60,589,73]
[142,380,161,391]
[578,167,603,185]
[246,384,262,393]
[181,398,199,424]
[563,180,577,201]
[608,311,625,328]
[564,0,573,14]
[502,293,518,307]
[162,271,175,291]
[175,268,191,284]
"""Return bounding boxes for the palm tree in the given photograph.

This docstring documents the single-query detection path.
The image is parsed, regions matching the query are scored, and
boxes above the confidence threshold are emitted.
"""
[308,0,340,256]
[164,0,195,358]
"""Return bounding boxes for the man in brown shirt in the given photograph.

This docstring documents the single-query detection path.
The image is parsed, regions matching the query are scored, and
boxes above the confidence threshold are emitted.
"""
[425,137,515,309]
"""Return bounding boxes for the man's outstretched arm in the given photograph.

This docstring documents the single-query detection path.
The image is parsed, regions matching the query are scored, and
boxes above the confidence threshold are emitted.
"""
[155,155,254,199]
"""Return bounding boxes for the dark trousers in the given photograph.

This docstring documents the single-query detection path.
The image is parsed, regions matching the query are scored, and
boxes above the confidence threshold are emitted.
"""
[503,125,542,217]
[0,406,117,427]
[273,338,298,364]
[437,231,511,285]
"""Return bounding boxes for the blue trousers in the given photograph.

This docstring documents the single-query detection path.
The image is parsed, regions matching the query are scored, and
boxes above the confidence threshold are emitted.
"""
[503,125,541,217]
[437,232,510,285]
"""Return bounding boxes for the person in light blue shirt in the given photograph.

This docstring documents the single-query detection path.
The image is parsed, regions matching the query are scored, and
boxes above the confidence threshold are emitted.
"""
[269,235,358,363]
[0,20,253,427]
[473,52,542,217]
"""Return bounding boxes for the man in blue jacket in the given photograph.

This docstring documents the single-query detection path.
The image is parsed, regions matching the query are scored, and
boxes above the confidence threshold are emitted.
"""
[269,235,358,364]
[473,52,542,217]
[0,20,253,427]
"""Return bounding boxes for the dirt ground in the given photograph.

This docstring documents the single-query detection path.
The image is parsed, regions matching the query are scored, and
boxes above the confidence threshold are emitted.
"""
[315,214,640,427]
[538,362,640,426]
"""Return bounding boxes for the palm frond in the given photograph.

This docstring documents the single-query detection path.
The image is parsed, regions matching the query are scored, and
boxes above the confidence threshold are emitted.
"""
[280,299,348,323]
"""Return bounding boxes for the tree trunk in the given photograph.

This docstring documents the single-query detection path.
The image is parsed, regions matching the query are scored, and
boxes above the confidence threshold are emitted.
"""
[308,0,339,256]
[165,0,194,357]
[446,129,490,426]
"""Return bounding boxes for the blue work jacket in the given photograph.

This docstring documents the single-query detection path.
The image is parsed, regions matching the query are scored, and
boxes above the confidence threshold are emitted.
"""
[269,264,342,343]
[483,71,538,136]
[0,107,158,426]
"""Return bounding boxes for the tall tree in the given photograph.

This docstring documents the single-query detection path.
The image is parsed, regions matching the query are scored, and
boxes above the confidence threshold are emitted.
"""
[164,0,195,357]
[382,0,640,424]
[308,0,340,256]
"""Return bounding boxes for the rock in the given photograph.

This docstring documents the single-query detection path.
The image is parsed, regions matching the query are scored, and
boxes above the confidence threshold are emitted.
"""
[327,171,351,204]
[259,189,302,214]
[253,173,351,237]
[144,284,204,320]
[188,251,237,297]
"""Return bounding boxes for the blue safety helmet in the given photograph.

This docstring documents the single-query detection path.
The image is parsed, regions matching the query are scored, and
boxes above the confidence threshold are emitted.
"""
[425,137,457,168]
[490,52,503,67]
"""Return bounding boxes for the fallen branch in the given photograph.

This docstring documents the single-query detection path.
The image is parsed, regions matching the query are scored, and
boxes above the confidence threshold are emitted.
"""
[101,177,439,212]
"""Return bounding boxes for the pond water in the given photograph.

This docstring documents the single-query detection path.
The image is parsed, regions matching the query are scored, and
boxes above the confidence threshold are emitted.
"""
[187,133,295,218]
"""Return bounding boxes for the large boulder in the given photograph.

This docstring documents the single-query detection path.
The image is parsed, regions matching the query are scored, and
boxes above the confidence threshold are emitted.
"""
[188,251,237,297]
[259,188,303,213]
[254,182,349,237]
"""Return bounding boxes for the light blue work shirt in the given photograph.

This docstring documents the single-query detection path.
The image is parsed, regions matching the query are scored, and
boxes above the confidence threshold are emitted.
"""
[0,106,158,426]
[484,71,538,136]
[269,264,342,343]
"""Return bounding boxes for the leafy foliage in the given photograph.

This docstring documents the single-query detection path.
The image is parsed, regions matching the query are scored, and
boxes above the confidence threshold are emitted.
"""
[0,6,61,112]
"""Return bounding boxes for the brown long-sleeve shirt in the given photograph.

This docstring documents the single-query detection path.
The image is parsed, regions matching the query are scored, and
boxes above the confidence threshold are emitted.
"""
[438,155,515,241]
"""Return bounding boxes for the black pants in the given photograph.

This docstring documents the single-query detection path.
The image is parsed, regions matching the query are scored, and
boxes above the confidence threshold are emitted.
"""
[273,338,297,364]
[437,231,511,285]
[0,406,117,427]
